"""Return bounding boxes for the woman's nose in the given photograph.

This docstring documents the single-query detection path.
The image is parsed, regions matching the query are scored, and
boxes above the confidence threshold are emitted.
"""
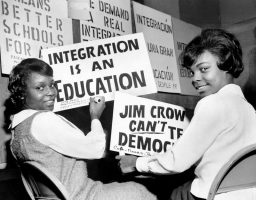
[192,71,202,82]
[46,86,56,95]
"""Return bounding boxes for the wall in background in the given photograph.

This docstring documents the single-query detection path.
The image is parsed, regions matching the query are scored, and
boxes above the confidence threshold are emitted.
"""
[179,0,220,28]
[143,0,180,19]
[0,75,10,169]
[227,19,256,109]
[220,0,256,26]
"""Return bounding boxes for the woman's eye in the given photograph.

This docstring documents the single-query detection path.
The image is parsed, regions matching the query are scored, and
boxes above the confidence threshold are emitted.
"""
[200,67,208,72]
[36,86,44,91]
[189,70,194,77]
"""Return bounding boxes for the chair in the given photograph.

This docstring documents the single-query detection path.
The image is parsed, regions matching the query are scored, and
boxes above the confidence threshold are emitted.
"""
[207,144,256,200]
[19,161,70,200]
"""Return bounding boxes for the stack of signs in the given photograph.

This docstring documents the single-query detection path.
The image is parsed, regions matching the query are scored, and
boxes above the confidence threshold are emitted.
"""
[42,33,157,112]
[68,0,132,41]
[132,1,181,94]
[110,92,189,156]
[0,0,73,74]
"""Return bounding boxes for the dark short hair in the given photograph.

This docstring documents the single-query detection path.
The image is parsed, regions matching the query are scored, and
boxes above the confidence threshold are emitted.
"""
[8,58,53,112]
[180,28,243,78]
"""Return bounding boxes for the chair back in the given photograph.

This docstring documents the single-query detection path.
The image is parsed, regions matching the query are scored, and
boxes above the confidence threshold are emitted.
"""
[19,161,70,200]
[207,144,256,200]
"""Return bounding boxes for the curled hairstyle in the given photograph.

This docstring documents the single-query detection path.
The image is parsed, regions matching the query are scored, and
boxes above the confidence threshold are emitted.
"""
[8,58,53,113]
[180,28,243,78]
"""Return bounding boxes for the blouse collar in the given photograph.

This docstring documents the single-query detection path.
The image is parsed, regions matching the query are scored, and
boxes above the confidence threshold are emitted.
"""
[217,84,244,99]
[11,109,38,129]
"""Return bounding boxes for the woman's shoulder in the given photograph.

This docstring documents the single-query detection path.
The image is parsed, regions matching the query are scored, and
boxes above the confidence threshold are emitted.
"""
[33,111,61,124]
[196,93,224,108]
[195,93,232,117]
[33,111,71,127]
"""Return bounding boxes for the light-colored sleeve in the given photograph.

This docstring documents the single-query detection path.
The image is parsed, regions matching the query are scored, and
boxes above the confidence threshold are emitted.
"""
[136,97,234,174]
[31,112,106,159]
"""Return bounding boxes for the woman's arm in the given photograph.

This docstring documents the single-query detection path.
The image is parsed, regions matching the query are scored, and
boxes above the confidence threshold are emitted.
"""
[32,97,106,159]
[118,96,232,174]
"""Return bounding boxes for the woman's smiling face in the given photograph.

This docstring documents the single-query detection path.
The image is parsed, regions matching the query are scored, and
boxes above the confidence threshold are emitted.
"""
[190,51,231,97]
[24,72,56,111]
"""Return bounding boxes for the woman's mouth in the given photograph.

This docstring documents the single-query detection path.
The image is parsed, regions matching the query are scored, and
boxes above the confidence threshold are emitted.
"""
[195,85,207,90]
[45,99,55,105]
[193,82,208,91]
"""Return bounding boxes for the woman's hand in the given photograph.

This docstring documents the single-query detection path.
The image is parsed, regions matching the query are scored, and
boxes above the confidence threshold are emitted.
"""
[115,155,138,174]
[89,96,105,120]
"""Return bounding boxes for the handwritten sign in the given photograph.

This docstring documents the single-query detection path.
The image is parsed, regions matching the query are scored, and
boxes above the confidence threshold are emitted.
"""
[110,92,189,156]
[132,1,181,93]
[172,17,201,95]
[42,33,157,112]
[68,0,132,41]
[0,0,72,74]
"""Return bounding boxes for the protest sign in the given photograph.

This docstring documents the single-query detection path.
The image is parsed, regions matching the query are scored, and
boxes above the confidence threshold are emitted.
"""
[0,0,72,74]
[68,0,132,41]
[132,2,181,93]
[110,92,189,156]
[42,33,157,112]
[172,17,201,96]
